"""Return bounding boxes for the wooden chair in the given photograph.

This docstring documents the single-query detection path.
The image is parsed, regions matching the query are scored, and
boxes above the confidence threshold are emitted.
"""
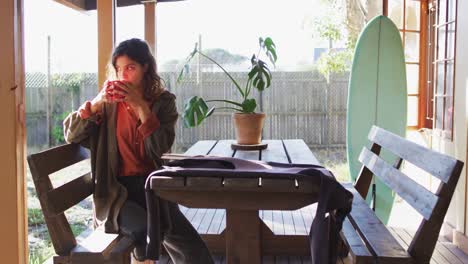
[28,143,134,264]
[340,125,464,263]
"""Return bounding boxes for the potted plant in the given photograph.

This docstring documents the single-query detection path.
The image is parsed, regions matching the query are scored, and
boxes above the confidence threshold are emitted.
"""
[178,37,277,145]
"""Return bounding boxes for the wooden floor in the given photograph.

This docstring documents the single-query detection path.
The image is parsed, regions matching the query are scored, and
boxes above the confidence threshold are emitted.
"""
[154,205,468,264]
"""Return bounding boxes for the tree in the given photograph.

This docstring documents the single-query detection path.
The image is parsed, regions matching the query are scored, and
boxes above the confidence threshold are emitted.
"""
[160,48,248,73]
[306,0,382,80]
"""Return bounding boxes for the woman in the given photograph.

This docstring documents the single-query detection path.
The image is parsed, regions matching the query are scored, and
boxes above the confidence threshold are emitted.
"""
[63,38,214,263]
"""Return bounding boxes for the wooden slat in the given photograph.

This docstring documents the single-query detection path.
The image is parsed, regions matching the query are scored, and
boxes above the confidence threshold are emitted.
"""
[391,228,443,264]
[186,177,222,189]
[44,173,93,216]
[197,209,216,234]
[72,227,119,253]
[291,209,307,235]
[261,140,289,163]
[282,211,296,235]
[300,204,315,235]
[209,140,235,157]
[184,208,198,222]
[261,210,274,235]
[272,210,285,235]
[262,256,274,264]
[276,256,289,263]
[368,126,459,183]
[191,208,208,230]
[223,177,259,189]
[207,209,225,234]
[234,149,260,160]
[218,210,226,233]
[340,218,373,264]
[156,190,315,210]
[178,205,189,214]
[150,176,184,189]
[359,147,438,220]
[28,143,89,177]
[289,256,302,264]
[282,139,320,165]
[184,140,217,156]
[260,178,296,192]
[213,255,224,264]
[345,185,412,262]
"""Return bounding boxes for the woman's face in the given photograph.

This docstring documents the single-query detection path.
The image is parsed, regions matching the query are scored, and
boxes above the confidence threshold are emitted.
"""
[114,55,147,88]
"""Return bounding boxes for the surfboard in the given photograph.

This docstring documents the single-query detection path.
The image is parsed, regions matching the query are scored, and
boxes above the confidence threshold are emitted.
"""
[346,15,407,224]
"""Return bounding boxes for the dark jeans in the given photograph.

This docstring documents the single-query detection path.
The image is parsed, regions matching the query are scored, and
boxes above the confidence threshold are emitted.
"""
[117,176,214,264]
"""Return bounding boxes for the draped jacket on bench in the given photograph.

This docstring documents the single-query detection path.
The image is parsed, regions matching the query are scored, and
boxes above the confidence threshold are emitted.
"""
[62,90,178,234]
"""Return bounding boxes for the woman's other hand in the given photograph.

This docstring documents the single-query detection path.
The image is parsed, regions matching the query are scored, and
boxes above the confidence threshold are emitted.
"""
[89,80,114,114]
[113,81,153,123]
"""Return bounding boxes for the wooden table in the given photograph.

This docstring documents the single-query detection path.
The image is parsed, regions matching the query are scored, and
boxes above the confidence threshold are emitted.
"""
[150,139,320,264]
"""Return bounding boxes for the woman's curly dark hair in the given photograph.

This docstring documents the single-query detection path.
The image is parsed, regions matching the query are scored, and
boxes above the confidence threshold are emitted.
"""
[111,38,165,101]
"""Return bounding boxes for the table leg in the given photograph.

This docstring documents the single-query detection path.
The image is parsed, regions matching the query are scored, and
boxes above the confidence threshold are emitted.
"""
[225,209,261,264]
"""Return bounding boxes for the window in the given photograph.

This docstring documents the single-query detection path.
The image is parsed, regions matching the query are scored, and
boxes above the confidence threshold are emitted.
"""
[387,0,422,128]
[426,0,457,139]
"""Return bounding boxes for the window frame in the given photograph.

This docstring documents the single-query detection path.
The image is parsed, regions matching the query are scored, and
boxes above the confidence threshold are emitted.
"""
[424,0,458,139]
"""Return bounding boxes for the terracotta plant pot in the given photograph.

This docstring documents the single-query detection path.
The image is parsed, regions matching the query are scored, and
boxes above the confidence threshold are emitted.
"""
[233,112,266,145]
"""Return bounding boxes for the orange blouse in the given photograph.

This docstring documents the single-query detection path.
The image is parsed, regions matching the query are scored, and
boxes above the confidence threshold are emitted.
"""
[79,101,160,176]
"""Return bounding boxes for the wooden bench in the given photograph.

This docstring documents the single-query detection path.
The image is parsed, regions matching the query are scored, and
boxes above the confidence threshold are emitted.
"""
[340,126,464,263]
[28,143,135,264]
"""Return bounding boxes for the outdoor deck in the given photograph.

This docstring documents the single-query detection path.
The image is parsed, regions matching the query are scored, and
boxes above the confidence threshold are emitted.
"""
[156,205,468,264]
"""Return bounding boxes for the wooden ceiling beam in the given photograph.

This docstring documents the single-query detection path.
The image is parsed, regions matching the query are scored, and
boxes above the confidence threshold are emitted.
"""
[86,0,140,10]
[56,0,184,11]
[53,0,87,11]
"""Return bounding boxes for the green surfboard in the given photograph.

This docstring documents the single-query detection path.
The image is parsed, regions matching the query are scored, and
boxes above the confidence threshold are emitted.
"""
[346,15,407,224]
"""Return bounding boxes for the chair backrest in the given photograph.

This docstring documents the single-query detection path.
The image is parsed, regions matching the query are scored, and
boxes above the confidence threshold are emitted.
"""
[354,125,464,263]
[27,143,93,256]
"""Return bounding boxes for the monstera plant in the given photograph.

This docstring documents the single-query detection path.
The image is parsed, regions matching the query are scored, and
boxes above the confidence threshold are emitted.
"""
[178,37,277,145]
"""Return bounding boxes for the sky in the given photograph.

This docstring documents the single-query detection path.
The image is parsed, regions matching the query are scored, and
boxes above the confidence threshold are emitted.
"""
[24,0,337,73]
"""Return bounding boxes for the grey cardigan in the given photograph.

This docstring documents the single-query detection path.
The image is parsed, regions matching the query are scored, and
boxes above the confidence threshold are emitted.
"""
[63,91,178,233]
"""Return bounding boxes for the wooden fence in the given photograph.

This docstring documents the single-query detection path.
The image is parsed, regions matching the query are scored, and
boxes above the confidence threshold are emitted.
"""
[25,71,349,153]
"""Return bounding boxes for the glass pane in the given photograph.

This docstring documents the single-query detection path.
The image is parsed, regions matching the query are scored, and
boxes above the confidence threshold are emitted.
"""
[447,22,456,59]
[406,64,419,94]
[389,0,403,29]
[437,26,446,60]
[436,62,445,94]
[116,5,144,44]
[446,61,454,97]
[444,95,453,132]
[435,97,444,129]
[406,1,421,31]
[448,0,457,21]
[405,32,420,61]
[408,96,419,126]
[438,0,447,24]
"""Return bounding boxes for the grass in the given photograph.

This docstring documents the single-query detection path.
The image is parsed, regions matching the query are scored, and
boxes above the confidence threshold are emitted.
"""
[71,223,88,237]
[325,161,350,182]
[29,246,54,264]
[28,208,45,225]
